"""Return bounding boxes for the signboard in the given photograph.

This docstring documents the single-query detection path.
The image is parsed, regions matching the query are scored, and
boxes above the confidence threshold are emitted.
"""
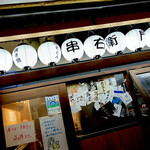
[105,31,126,54]
[84,35,106,59]
[4,121,36,148]
[61,38,84,62]
[39,115,69,150]
[38,41,61,66]
[45,95,61,115]
[12,44,37,70]
[125,29,145,51]
[0,0,56,5]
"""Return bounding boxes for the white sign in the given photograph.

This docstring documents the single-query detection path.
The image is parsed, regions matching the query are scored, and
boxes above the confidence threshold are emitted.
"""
[61,38,84,62]
[144,28,150,48]
[38,41,61,66]
[84,35,106,59]
[121,92,133,105]
[91,90,100,102]
[113,104,122,117]
[12,44,37,70]
[39,115,69,150]
[71,103,82,114]
[85,91,93,105]
[0,48,12,72]
[94,102,100,111]
[45,95,61,115]
[73,92,86,106]
[5,121,36,148]
[125,29,145,51]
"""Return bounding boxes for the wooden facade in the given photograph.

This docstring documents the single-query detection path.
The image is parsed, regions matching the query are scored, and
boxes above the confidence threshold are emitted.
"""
[1,1,150,150]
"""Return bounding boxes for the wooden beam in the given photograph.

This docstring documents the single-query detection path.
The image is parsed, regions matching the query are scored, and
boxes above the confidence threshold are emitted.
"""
[0,0,112,10]
[1,62,150,94]
[129,67,150,108]
[0,50,150,88]
[0,17,150,43]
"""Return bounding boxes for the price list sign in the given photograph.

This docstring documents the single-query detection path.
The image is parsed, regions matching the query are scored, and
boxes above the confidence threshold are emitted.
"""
[4,121,36,148]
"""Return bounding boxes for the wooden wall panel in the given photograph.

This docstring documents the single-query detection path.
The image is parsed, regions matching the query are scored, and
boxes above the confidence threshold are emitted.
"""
[79,125,148,150]
[79,138,92,150]
[118,126,147,150]
[91,132,122,150]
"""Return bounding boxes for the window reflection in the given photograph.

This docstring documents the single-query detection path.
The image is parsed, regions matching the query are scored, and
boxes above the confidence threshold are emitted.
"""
[2,97,57,150]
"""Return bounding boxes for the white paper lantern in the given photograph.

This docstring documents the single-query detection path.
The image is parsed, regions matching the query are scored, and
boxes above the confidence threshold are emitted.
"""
[125,29,145,51]
[145,28,150,47]
[84,35,106,59]
[12,44,37,70]
[61,38,84,62]
[38,41,61,66]
[0,48,13,74]
[105,31,126,54]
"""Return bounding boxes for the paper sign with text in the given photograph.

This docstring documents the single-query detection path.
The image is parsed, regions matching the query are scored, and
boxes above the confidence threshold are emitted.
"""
[5,121,36,148]
[71,103,82,114]
[45,95,61,115]
[39,115,68,150]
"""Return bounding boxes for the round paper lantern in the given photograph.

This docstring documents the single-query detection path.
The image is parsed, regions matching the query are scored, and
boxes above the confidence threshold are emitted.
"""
[12,43,37,70]
[84,35,106,59]
[105,31,126,55]
[125,29,145,51]
[61,38,84,62]
[0,48,13,74]
[145,28,150,47]
[38,41,61,66]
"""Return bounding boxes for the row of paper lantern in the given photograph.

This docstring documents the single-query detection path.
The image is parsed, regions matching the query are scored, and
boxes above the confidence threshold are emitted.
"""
[1,28,150,73]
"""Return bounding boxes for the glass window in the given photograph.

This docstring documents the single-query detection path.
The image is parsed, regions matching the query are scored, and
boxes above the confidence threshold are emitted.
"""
[66,73,136,137]
[129,67,150,118]
[2,95,68,150]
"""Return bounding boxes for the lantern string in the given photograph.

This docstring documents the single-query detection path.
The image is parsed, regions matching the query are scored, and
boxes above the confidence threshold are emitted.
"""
[113,26,120,31]
[99,29,104,34]
[108,28,111,34]
[20,39,25,44]
[45,36,50,42]
[65,33,75,40]
[127,24,135,31]
[145,22,150,28]
[88,30,95,37]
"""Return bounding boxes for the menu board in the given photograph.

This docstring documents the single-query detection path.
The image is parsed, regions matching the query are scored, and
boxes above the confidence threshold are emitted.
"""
[39,114,68,150]
[4,121,36,148]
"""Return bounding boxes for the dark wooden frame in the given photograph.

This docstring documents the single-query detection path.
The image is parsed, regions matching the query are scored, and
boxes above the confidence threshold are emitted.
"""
[0,1,150,149]
[0,83,79,150]
[1,60,150,149]
[1,50,150,88]
[129,67,150,108]
[1,63,147,143]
